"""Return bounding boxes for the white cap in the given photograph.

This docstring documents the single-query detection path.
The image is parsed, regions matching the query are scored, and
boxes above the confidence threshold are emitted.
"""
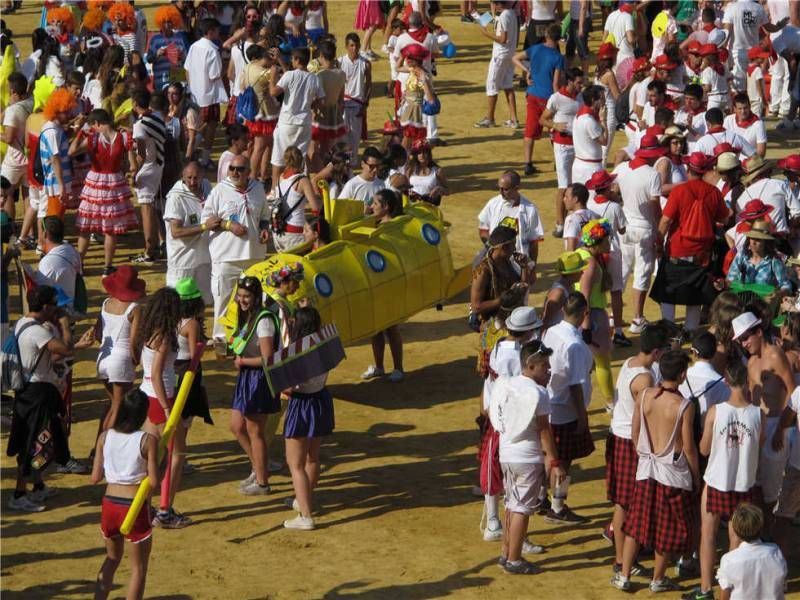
[506,306,543,332]
[731,312,760,340]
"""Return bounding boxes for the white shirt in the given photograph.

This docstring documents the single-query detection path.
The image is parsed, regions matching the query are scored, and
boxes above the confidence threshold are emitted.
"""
[704,402,762,492]
[572,113,603,161]
[276,69,324,126]
[542,320,593,425]
[612,161,662,231]
[545,90,580,138]
[498,376,551,464]
[723,0,768,52]
[738,177,797,234]
[14,317,57,386]
[340,53,370,101]
[604,9,635,63]
[2,98,33,168]
[478,194,545,257]
[674,108,707,151]
[563,208,598,248]
[482,338,523,411]
[492,9,518,60]
[770,24,800,56]
[587,197,626,253]
[164,179,213,270]
[678,361,730,429]
[723,114,767,151]
[184,37,228,107]
[695,128,756,160]
[531,1,557,21]
[337,174,385,204]
[201,178,269,263]
[717,541,787,600]
[229,40,253,98]
[38,243,82,305]
[701,66,728,102]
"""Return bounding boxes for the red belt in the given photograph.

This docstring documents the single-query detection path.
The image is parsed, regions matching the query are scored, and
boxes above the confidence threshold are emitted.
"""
[576,157,602,163]
[283,224,304,234]
[553,131,573,145]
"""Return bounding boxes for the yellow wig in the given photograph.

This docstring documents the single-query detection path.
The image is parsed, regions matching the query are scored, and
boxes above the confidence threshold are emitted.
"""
[154,5,182,30]
[43,88,78,121]
[47,6,75,32]
[81,8,106,33]
[107,2,135,29]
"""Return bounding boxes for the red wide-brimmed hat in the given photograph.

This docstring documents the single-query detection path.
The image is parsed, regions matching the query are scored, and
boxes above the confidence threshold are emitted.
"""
[683,151,715,173]
[401,43,430,62]
[687,40,702,54]
[713,142,737,156]
[585,170,617,191]
[102,265,146,302]
[381,119,401,135]
[777,154,800,174]
[635,133,668,159]
[699,43,718,56]
[632,57,651,72]
[737,199,771,222]
[597,42,617,60]
[653,54,677,70]
[747,47,770,60]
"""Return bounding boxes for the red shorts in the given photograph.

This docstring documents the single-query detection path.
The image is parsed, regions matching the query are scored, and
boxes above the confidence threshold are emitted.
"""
[198,104,220,124]
[245,118,277,139]
[101,495,152,543]
[147,396,174,425]
[524,95,547,139]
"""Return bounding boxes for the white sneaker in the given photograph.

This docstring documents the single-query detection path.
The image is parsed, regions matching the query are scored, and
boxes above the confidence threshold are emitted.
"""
[8,494,45,512]
[522,539,545,554]
[388,369,404,382]
[29,485,58,503]
[361,365,385,380]
[483,517,503,541]
[239,471,256,489]
[284,514,315,530]
[284,496,301,512]
[629,318,648,334]
[240,480,271,496]
[56,458,88,474]
[470,10,481,21]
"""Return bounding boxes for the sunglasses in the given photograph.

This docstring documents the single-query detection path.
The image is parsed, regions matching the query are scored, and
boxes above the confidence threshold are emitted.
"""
[228,165,247,173]
[738,328,759,341]
[364,161,382,170]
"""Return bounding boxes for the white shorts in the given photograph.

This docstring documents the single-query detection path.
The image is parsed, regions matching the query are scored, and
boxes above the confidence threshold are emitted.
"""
[486,56,515,96]
[608,248,623,292]
[134,165,163,205]
[571,158,602,187]
[29,186,42,211]
[271,122,312,167]
[501,462,545,515]
[554,142,575,189]
[621,228,656,292]
[166,262,212,306]
[1,161,27,187]
[97,353,136,384]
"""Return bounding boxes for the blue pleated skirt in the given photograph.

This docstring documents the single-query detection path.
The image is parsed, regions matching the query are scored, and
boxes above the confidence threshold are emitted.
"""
[232,367,281,415]
[283,388,335,438]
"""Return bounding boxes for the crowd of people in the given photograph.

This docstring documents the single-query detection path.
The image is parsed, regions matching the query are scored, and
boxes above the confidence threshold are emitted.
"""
[1,1,800,599]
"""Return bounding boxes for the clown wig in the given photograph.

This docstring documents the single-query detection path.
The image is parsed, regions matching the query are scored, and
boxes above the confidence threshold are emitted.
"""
[86,0,114,9]
[43,88,78,121]
[107,2,136,30]
[81,8,106,33]
[154,5,182,30]
[46,6,75,32]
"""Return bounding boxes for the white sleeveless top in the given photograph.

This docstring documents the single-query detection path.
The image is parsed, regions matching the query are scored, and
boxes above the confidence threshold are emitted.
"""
[703,402,762,493]
[276,174,307,228]
[409,168,439,197]
[305,6,324,30]
[594,76,616,118]
[656,156,688,208]
[98,299,136,359]
[103,429,147,485]
[139,344,177,399]
[635,389,693,491]
[611,358,652,440]
[177,318,192,360]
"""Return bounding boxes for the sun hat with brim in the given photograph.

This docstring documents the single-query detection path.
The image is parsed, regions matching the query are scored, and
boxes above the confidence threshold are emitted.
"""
[175,277,202,300]
[585,170,617,191]
[597,42,617,60]
[683,151,715,173]
[699,43,718,56]
[506,306,544,332]
[787,256,800,267]
[777,154,800,174]
[687,40,702,54]
[653,54,677,70]
[381,119,401,135]
[557,250,589,274]
[742,155,774,183]
[737,199,771,222]
[744,221,775,241]
[635,133,668,159]
[713,142,737,157]
[747,47,770,60]
[732,312,761,340]
[632,57,651,72]
[102,265,146,302]
[716,152,741,173]
[401,43,430,62]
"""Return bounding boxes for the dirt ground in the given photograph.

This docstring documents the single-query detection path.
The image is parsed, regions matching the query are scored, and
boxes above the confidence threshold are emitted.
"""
[1,2,798,599]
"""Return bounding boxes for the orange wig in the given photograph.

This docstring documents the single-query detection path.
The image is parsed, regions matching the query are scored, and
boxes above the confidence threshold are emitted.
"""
[46,6,75,32]
[154,5,182,30]
[43,88,78,121]
[86,0,114,9]
[107,2,136,29]
[81,8,106,32]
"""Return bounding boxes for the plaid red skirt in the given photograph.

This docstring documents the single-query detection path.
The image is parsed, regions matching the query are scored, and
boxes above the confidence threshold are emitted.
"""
[199,103,220,124]
[245,118,277,139]
[478,422,503,496]
[225,95,238,125]
[623,478,698,555]
[705,485,753,518]
[605,433,638,509]
[552,420,595,462]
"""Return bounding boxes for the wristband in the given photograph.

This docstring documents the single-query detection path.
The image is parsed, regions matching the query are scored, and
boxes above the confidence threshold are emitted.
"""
[225,220,231,231]
[550,459,561,468]
[200,223,207,232]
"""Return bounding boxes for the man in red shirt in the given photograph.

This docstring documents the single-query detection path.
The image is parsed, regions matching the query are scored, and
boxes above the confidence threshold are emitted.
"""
[650,152,731,335]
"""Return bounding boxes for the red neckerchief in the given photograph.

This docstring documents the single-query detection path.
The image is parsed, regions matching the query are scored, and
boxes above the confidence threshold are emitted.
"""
[707,125,725,134]
[747,63,760,77]
[735,113,759,128]
[559,86,577,99]
[619,4,634,13]
[684,60,697,73]
[282,167,299,178]
[684,104,705,117]
[703,24,715,33]
[408,26,430,43]
[664,98,678,111]
[55,31,70,45]
[594,194,610,204]
[630,157,649,169]
[577,105,598,120]
[290,5,304,16]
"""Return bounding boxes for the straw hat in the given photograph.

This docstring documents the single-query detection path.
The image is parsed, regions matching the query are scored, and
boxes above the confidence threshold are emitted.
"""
[742,155,774,184]
[743,220,775,241]
[716,152,741,173]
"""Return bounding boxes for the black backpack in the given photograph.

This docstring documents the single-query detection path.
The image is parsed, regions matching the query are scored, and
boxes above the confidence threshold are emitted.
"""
[614,84,633,128]
[31,128,54,187]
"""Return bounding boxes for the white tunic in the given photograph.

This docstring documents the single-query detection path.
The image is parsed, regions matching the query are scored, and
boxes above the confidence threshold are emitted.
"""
[703,402,762,493]
[610,358,653,440]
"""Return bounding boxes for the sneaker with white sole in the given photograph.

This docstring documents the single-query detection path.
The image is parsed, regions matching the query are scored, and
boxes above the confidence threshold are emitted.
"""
[502,558,538,575]
[29,485,58,503]
[650,577,680,593]
[522,539,544,554]
[361,365,385,379]
[284,514,315,530]
[239,471,256,489]
[629,318,648,334]
[240,480,271,495]
[8,494,45,512]
[388,369,404,382]
[502,119,520,129]
[474,117,496,128]
[483,517,503,541]
[610,572,631,591]
[57,458,89,474]
[284,496,301,512]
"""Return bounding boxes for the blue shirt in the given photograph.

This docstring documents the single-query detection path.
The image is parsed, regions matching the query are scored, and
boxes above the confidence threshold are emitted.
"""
[146,33,189,91]
[727,252,792,292]
[525,44,565,100]
[39,122,73,197]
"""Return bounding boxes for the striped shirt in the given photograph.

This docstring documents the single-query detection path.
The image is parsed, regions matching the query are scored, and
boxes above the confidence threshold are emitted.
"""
[113,32,139,64]
[134,113,167,167]
[39,121,73,197]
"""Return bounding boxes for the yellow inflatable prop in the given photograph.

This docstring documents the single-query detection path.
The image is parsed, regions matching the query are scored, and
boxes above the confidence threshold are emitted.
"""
[120,342,204,535]
[219,181,471,345]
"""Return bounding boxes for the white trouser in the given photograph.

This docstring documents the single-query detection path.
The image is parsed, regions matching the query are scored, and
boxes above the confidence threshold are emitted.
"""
[620,227,655,292]
[660,303,701,332]
[553,142,575,189]
[166,262,212,305]
[343,102,363,164]
[731,47,748,92]
[769,55,792,117]
[603,113,617,167]
[425,114,439,140]
[210,260,248,339]
[571,157,602,186]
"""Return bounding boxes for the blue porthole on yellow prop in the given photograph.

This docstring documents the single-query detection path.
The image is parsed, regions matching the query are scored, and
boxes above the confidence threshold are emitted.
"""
[314,273,333,297]
[366,250,386,272]
[421,223,440,246]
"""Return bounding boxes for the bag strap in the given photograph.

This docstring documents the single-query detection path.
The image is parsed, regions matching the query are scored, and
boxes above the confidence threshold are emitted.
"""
[16,321,47,382]
[241,309,279,348]
[276,174,307,220]
[686,375,724,400]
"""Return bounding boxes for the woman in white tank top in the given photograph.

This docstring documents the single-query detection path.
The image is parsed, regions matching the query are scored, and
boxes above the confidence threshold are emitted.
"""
[273,147,322,253]
[91,388,157,599]
[595,45,621,165]
[405,142,448,205]
[654,127,688,209]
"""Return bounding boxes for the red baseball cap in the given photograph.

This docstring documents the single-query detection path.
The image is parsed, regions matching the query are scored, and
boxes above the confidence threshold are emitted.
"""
[585,170,617,191]
[654,54,677,70]
[777,154,800,174]
[699,43,719,56]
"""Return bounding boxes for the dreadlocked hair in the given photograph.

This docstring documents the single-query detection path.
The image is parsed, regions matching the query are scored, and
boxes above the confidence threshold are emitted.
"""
[134,288,181,354]
[781,312,800,352]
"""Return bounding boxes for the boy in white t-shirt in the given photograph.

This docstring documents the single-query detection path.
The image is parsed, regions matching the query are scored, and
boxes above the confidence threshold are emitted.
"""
[492,340,564,575]
[745,47,770,118]
[476,1,519,129]
[217,123,250,185]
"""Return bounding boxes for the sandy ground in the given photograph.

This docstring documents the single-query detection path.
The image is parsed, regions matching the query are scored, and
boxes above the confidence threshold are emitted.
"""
[1,2,799,599]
